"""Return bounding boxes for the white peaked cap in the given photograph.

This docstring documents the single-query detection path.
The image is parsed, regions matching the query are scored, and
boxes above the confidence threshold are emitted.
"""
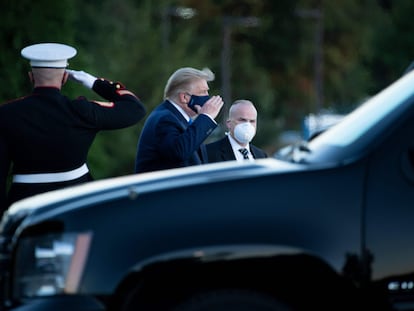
[21,43,77,68]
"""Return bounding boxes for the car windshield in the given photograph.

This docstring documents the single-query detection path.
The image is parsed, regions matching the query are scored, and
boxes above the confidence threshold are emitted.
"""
[309,70,414,149]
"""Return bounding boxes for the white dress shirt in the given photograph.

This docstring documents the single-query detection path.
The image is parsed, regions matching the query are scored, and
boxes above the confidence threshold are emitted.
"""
[227,134,254,162]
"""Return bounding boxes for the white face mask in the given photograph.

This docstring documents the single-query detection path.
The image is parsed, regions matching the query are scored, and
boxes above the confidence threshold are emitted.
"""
[234,122,256,144]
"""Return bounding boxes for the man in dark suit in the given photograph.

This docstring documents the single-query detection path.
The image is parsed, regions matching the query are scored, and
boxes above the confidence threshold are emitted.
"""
[206,99,267,163]
[134,67,224,173]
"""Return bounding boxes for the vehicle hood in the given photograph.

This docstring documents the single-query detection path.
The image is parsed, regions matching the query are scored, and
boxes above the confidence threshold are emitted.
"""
[0,158,308,235]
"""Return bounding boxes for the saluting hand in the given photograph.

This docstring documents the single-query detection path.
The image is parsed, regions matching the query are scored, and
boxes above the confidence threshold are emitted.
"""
[198,95,224,120]
[66,69,97,89]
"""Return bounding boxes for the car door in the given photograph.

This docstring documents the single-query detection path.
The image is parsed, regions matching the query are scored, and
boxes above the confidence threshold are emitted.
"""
[364,103,414,308]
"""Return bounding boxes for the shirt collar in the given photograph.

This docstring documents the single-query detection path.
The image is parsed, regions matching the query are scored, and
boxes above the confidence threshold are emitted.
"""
[227,134,252,162]
[168,99,192,123]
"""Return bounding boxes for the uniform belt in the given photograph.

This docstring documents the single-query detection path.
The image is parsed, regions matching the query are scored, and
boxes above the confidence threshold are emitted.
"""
[13,164,89,183]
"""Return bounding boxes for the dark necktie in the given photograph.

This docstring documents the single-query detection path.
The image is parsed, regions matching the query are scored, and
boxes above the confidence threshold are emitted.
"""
[239,148,249,160]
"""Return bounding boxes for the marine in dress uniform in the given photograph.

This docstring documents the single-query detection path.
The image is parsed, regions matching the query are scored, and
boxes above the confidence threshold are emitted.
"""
[0,43,146,214]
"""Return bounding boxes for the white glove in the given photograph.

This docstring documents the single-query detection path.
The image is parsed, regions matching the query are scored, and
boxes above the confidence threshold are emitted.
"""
[66,69,97,89]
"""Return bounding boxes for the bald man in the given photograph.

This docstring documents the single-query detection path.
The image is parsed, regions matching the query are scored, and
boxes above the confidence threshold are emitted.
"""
[206,99,267,163]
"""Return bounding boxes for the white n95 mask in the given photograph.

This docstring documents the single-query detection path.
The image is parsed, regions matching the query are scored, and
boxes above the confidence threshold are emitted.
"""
[234,122,256,144]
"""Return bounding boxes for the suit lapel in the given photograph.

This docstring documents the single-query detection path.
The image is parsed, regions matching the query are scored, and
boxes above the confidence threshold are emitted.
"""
[250,147,256,159]
[221,138,237,161]
[164,100,188,130]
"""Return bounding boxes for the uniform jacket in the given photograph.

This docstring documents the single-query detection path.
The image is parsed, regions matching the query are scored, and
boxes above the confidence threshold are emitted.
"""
[0,78,146,213]
[134,100,217,173]
[205,136,268,163]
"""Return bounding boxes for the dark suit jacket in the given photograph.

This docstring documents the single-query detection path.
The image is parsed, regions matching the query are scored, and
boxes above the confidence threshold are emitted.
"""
[205,136,268,163]
[135,100,217,173]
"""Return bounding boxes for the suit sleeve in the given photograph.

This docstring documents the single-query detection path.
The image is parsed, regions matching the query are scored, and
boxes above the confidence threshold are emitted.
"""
[76,78,146,129]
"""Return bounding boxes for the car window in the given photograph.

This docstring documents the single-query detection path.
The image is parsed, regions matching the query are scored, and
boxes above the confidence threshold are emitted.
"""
[309,71,414,148]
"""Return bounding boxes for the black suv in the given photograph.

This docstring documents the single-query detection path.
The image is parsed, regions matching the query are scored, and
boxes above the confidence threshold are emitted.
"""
[1,69,414,311]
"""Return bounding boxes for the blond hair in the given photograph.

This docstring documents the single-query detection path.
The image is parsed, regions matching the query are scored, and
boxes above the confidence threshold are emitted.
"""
[164,67,215,99]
